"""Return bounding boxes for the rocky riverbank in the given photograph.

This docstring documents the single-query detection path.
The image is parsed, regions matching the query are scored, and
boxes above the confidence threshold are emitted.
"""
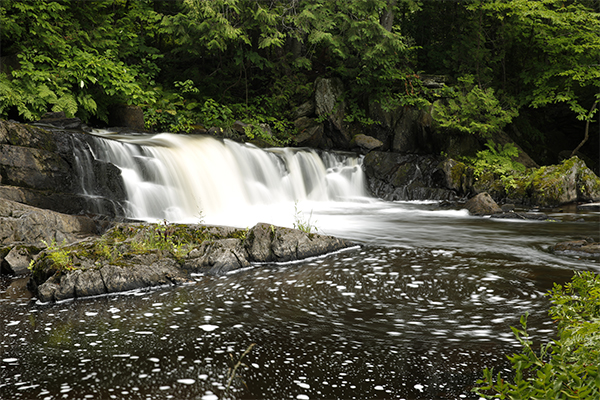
[1,197,355,302]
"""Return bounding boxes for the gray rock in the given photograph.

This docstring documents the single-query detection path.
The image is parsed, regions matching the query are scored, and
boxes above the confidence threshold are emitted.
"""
[352,134,383,153]
[74,269,106,298]
[0,198,98,246]
[363,151,457,201]
[36,275,61,303]
[2,245,35,276]
[244,223,274,262]
[314,77,345,124]
[501,204,515,212]
[183,238,250,275]
[232,120,250,134]
[30,222,354,302]
[549,239,599,259]
[294,117,324,148]
[101,257,186,293]
[314,77,351,149]
[294,101,315,119]
[245,223,354,263]
[528,157,600,207]
[465,192,502,215]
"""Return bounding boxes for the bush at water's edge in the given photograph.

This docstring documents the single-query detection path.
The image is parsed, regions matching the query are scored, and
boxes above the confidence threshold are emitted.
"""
[474,271,600,399]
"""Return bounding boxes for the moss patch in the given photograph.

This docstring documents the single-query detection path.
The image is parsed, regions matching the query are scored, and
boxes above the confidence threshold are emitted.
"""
[29,223,247,284]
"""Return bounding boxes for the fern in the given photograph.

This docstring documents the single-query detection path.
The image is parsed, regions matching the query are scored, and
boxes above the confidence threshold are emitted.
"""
[468,140,526,190]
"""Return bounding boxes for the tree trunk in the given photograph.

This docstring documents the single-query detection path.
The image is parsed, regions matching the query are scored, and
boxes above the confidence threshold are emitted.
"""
[381,0,397,32]
[571,100,598,157]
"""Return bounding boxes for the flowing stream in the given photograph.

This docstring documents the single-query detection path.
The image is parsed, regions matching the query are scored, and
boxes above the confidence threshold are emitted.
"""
[1,133,599,399]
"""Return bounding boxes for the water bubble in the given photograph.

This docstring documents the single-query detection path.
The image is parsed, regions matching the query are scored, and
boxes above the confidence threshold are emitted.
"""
[199,324,219,332]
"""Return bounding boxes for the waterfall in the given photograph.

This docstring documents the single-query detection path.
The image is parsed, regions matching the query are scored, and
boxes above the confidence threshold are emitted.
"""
[86,131,371,228]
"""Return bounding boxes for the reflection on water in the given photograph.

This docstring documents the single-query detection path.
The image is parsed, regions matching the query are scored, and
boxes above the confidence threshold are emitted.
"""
[1,201,599,399]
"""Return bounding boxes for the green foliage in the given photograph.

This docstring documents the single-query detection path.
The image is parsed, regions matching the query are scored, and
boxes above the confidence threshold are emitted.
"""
[295,0,422,107]
[468,140,526,190]
[2,0,596,154]
[199,98,234,129]
[433,75,518,138]
[0,0,159,121]
[475,0,600,122]
[36,239,74,274]
[474,271,600,399]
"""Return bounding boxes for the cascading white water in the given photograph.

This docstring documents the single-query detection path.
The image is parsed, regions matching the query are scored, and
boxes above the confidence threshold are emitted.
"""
[87,131,371,228]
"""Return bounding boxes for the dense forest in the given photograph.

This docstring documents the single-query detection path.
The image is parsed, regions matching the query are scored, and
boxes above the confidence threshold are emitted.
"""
[1,0,599,166]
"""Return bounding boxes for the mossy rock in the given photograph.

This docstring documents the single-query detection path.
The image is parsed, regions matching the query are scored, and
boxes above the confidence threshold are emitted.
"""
[527,157,600,207]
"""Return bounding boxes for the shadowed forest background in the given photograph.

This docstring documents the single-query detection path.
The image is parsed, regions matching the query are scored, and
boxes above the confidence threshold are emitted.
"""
[1,0,599,167]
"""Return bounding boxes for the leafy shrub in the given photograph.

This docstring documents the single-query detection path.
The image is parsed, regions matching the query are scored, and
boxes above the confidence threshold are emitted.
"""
[474,271,600,399]
[468,140,526,191]
[433,75,518,138]
[199,98,234,129]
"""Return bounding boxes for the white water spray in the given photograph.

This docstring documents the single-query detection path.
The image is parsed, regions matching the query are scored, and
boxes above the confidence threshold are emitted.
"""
[87,132,371,228]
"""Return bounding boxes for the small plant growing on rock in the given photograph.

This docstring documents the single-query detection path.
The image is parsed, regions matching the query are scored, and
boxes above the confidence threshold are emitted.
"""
[293,201,318,235]
[40,239,74,272]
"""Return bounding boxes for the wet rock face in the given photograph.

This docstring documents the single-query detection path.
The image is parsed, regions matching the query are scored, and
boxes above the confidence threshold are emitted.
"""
[362,151,459,201]
[0,119,126,216]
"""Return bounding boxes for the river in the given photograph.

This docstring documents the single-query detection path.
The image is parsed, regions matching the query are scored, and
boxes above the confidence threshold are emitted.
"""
[1,133,598,399]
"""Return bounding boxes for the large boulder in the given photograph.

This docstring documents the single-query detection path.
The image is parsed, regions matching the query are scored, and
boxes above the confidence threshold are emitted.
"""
[464,192,502,215]
[526,157,600,207]
[244,223,354,263]
[362,151,458,200]
[0,245,38,276]
[351,134,384,154]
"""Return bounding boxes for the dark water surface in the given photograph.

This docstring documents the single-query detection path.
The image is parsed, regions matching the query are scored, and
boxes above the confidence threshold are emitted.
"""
[1,201,598,400]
